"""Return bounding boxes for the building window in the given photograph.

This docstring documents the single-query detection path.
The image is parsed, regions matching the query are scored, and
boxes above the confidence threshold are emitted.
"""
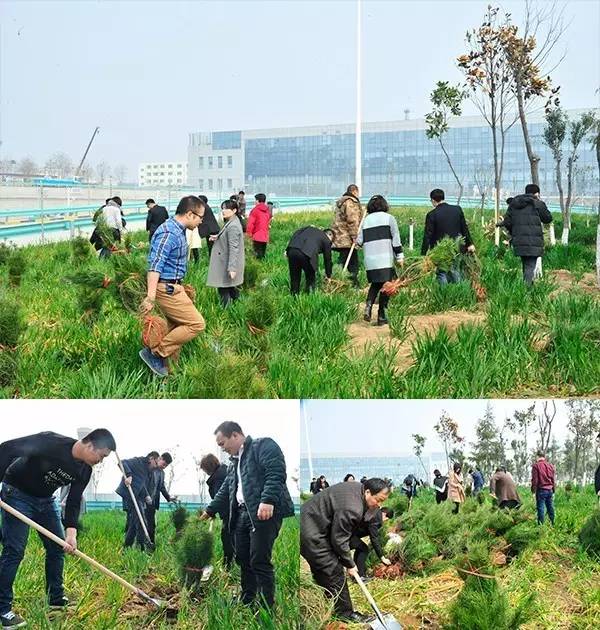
[218,156,223,169]
[199,178,204,189]
[227,155,233,168]
[208,157,213,169]
[227,178,233,188]
[199,157,204,169]
[208,178,213,190]
[217,178,223,190]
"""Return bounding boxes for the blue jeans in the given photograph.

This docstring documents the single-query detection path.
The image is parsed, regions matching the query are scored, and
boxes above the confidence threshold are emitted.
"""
[536,489,555,525]
[0,485,65,614]
[436,266,462,285]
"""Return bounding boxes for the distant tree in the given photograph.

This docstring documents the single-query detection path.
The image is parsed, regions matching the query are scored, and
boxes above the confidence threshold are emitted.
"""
[17,157,38,177]
[473,163,494,218]
[77,163,94,183]
[449,448,466,467]
[412,433,430,480]
[425,81,467,203]
[434,411,465,473]
[114,164,127,184]
[458,5,519,245]
[96,161,111,184]
[471,403,505,477]
[44,152,73,178]
[536,400,557,453]
[89,458,105,500]
[565,400,600,484]
[506,403,536,483]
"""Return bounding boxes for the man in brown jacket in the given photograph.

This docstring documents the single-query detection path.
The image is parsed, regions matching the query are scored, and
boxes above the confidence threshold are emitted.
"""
[489,467,521,509]
[331,184,362,287]
[531,451,556,525]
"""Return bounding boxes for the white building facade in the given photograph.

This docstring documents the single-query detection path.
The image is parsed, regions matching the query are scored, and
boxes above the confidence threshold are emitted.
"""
[138,162,188,187]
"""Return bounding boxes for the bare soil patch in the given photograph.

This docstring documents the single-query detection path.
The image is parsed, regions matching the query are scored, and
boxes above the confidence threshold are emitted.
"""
[550,269,598,294]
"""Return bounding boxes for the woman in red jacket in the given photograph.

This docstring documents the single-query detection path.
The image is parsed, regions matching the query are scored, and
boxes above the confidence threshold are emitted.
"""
[246,193,271,259]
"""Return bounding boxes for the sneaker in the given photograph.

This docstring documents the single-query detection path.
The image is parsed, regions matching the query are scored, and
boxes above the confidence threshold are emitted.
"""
[0,611,27,628]
[139,347,168,377]
[49,596,70,610]
[338,610,370,623]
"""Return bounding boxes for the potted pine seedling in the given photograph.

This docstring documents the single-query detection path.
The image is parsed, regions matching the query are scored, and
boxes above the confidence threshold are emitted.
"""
[579,510,600,558]
[176,519,214,592]
[7,249,26,287]
[0,296,23,387]
[70,236,93,265]
[245,290,277,334]
[170,501,188,538]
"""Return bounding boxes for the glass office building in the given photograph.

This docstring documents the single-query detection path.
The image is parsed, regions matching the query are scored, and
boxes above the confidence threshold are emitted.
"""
[188,110,598,198]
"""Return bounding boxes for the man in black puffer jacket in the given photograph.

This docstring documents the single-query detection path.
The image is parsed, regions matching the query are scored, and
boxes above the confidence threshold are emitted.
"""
[499,184,553,286]
[201,421,295,612]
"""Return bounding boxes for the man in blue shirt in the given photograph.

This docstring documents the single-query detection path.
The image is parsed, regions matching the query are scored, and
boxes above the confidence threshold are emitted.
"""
[139,195,206,377]
[469,468,485,496]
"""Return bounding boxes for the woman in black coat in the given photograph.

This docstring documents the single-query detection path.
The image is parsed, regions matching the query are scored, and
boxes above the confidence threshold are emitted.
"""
[197,195,220,259]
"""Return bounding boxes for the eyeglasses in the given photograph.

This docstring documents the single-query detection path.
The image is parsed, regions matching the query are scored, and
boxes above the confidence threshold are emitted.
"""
[190,210,204,218]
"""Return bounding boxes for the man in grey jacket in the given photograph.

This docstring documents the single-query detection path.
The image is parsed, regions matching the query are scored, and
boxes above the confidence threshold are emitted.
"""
[300,478,390,623]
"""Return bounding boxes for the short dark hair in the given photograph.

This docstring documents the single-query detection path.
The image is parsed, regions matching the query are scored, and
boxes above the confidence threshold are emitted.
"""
[433,469,441,476]
[536,450,545,458]
[145,198,155,205]
[453,462,461,472]
[81,429,116,451]
[255,193,266,203]
[105,198,111,205]
[363,477,388,495]
[267,201,274,206]
[161,452,173,465]
[525,184,540,195]
[198,195,208,204]
[147,451,160,459]
[112,196,123,206]
[238,191,245,195]
[200,453,220,474]
[343,473,355,482]
[175,195,204,216]
[430,189,445,202]
[381,506,394,518]
[367,194,389,214]
[214,421,244,437]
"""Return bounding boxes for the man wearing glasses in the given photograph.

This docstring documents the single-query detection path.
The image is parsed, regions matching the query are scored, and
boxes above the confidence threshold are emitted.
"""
[139,195,207,377]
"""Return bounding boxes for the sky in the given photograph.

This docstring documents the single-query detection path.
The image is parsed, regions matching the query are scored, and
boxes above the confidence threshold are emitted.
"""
[300,399,577,457]
[1,0,598,175]
[0,399,300,495]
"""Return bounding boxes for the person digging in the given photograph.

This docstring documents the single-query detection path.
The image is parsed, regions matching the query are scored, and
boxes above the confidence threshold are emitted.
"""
[200,421,295,614]
[139,195,207,377]
[0,429,116,630]
[349,506,394,582]
[145,452,178,545]
[300,477,390,624]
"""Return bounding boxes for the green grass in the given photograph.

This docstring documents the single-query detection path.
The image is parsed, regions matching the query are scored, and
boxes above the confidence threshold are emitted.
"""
[5,510,299,629]
[1,206,598,398]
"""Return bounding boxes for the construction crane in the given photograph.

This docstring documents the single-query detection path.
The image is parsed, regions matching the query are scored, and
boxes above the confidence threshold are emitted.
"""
[74,126,100,178]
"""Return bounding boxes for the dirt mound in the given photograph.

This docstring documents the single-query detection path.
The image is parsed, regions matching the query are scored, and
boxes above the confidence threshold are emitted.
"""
[347,310,485,373]
[120,574,180,625]
[550,269,598,294]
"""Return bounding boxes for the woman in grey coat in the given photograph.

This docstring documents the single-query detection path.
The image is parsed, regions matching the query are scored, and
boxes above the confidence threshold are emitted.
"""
[206,199,245,306]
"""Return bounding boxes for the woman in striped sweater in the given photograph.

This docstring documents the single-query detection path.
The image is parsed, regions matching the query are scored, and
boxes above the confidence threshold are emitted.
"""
[356,195,404,325]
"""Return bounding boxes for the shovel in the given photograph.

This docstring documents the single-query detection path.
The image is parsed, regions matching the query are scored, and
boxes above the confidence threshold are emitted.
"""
[199,520,215,582]
[115,452,155,551]
[353,573,403,630]
[342,206,367,273]
[0,498,168,612]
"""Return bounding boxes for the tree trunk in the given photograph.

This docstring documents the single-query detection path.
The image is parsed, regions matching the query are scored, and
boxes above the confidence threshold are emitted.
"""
[555,157,567,244]
[491,122,501,246]
[516,85,540,186]
[438,138,463,205]
[596,223,600,288]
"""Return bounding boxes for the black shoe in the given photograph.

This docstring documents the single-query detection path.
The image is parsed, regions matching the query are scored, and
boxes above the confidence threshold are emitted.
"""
[0,611,27,628]
[339,611,370,623]
[49,596,71,611]
[363,301,373,322]
[360,576,374,584]
[377,311,388,326]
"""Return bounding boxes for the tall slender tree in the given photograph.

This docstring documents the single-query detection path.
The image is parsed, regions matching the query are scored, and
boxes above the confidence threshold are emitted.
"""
[434,411,464,473]
[412,433,430,480]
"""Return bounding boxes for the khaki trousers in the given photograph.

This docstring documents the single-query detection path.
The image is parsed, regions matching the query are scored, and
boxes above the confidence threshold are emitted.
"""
[152,284,205,358]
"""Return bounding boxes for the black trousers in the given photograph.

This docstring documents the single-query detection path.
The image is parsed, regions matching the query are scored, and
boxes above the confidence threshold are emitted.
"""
[145,505,157,544]
[366,282,390,310]
[304,551,354,617]
[349,535,370,577]
[124,497,148,549]
[435,492,447,505]
[287,248,316,295]
[337,248,359,281]
[253,241,267,259]
[521,255,537,286]
[205,238,214,257]
[233,508,282,609]
[220,518,235,568]
[217,287,240,307]
[191,248,200,263]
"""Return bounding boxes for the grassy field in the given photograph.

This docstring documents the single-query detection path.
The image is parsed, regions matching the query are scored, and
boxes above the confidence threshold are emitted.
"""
[301,486,600,630]
[5,509,299,629]
[0,205,598,398]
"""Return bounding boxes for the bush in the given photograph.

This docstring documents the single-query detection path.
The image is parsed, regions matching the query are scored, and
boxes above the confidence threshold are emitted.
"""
[504,521,538,556]
[579,509,600,558]
[176,519,214,589]
[455,541,494,581]
[243,255,261,290]
[7,249,26,287]
[399,529,438,572]
[170,503,189,535]
[0,243,12,266]
[0,349,17,387]
[0,297,23,347]
[384,491,410,518]
[71,236,93,265]
[245,290,278,329]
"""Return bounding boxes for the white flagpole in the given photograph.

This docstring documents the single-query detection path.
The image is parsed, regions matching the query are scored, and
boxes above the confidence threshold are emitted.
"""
[355,0,362,192]
[301,400,314,484]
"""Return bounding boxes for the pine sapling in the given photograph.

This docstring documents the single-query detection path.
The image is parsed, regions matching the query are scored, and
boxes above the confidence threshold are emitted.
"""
[176,519,214,589]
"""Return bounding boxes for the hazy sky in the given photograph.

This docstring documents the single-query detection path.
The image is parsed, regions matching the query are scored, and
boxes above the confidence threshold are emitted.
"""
[300,399,576,456]
[2,0,598,175]
[0,399,300,495]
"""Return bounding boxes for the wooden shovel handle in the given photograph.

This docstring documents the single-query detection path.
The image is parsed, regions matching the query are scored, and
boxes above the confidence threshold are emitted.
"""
[115,452,152,544]
[353,572,389,628]
[0,498,156,605]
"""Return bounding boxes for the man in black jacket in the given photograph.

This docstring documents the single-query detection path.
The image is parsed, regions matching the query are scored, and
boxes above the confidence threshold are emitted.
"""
[201,422,295,611]
[200,453,234,567]
[0,429,116,629]
[145,199,169,242]
[300,478,390,623]
[285,226,333,294]
[145,452,177,545]
[350,506,393,578]
[498,184,553,286]
[421,188,475,284]
[197,195,220,258]
[115,452,160,551]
